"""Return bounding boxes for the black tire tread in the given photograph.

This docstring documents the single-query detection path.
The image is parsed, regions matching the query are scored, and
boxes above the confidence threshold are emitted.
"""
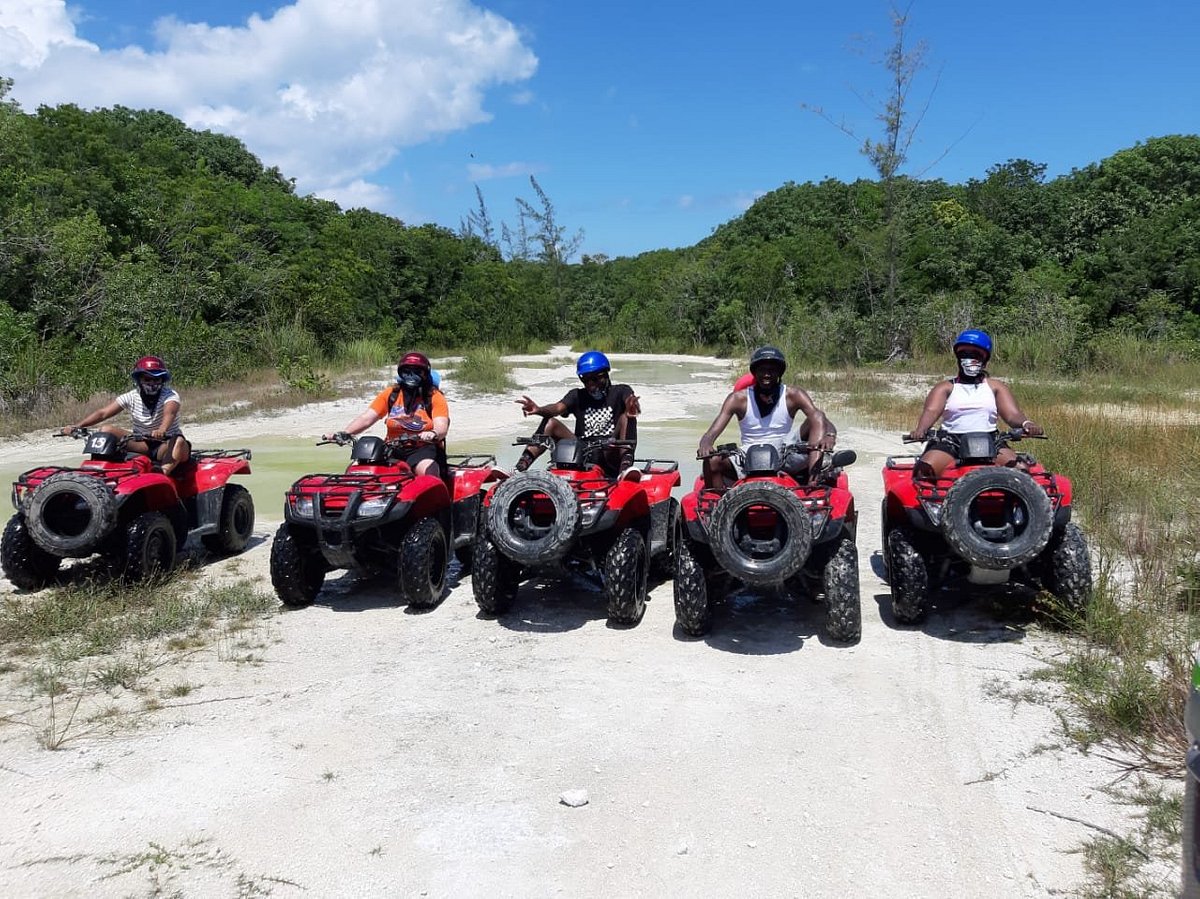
[472,534,520,616]
[121,511,177,582]
[941,466,1053,570]
[486,472,581,566]
[888,528,928,625]
[270,524,325,608]
[201,484,255,555]
[673,536,712,636]
[399,518,449,609]
[604,526,649,625]
[1041,523,1092,615]
[822,534,862,643]
[26,471,119,556]
[1,514,61,590]
[709,480,811,586]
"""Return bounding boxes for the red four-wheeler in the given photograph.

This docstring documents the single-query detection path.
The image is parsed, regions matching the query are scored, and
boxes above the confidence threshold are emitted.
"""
[674,442,861,642]
[270,433,500,609]
[1,428,255,589]
[473,434,681,626]
[881,428,1092,624]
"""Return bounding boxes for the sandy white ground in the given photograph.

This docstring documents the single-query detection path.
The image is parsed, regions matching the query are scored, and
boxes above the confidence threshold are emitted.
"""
[0,350,1174,897]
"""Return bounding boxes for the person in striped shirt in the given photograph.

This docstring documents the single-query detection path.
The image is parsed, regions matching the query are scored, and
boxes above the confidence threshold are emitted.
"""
[63,355,190,475]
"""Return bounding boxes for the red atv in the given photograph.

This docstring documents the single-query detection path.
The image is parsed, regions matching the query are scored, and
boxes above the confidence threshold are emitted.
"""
[473,434,681,625]
[270,433,500,609]
[1,428,255,589]
[674,442,861,642]
[881,428,1091,623]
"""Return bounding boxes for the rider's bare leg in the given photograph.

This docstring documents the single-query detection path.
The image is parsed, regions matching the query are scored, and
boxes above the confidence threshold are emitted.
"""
[515,418,573,471]
[414,459,441,479]
[913,448,955,482]
[702,455,736,489]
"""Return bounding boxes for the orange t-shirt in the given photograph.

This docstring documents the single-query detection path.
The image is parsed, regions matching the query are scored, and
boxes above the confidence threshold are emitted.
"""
[368,386,450,441]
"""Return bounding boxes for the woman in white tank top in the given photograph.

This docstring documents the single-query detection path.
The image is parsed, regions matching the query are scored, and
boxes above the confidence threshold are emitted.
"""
[904,330,1043,480]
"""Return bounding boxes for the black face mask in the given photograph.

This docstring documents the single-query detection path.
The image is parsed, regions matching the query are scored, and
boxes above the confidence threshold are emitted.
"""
[398,371,424,391]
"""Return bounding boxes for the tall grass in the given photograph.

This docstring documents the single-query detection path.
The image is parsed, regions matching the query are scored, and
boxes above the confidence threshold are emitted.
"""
[453,347,517,393]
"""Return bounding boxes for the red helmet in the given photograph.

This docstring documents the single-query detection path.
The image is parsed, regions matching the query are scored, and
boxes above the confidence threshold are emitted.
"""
[397,351,431,373]
[131,355,170,379]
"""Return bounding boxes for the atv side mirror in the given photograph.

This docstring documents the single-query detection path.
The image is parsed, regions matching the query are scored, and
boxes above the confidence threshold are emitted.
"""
[830,450,857,469]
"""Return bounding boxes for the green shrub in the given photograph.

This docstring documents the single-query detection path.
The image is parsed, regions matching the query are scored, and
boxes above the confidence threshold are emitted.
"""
[454,347,516,393]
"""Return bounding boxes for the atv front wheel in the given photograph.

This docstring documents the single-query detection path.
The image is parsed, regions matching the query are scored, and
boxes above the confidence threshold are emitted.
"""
[399,518,449,609]
[604,526,649,626]
[650,498,680,580]
[887,528,928,625]
[673,535,712,636]
[120,511,178,581]
[270,524,325,608]
[26,471,119,557]
[1040,523,1092,616]
[472,534,520,616]
[202,484,255,556]
[821,534,861,643]
[1,514,61,590]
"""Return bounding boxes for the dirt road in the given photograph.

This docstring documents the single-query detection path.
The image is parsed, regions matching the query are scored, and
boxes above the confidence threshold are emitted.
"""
[0,353,1158,897]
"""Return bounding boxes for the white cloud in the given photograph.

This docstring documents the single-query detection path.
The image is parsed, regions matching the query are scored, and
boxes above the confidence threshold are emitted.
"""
[466,160,540,181]
[678,194,694,209]
[0,0,537,206]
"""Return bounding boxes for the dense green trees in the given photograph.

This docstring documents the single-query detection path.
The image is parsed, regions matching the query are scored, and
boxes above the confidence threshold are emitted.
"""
[2,80,1199,413]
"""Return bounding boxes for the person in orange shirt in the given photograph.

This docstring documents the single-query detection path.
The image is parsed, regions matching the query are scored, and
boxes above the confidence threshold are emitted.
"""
[324,351,450,478]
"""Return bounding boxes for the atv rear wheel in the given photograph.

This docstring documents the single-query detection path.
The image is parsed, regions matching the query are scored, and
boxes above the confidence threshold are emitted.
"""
[821,534,861,643]
[270,524,325,608]
[486,472,581,566]
[399,518,449,609]
[1,514,61,590]
[941,466,1053,570]
[1039,523,1092,616]
[604,526,649,626]
[202,484,255,556]
[472,534,520,616]
[120,511,177,581]
[26,471,119,557]
[673,535,713,636]
[709,481,811,587]
[888,528,928,625]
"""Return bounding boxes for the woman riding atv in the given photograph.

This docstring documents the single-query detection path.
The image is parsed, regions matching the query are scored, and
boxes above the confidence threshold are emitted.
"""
[906,329,1044,480]
[326,351,449,478]
[63,355,191,476]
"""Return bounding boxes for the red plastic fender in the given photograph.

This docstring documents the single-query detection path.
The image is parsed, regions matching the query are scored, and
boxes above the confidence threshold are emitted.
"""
[399,474,451,521]
[113,472,181,513]
[452,465,497,503]
[607,481,652,530]
[189,457,252,493]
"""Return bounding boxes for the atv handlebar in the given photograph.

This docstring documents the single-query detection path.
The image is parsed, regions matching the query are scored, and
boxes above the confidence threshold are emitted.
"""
[318,432,434,448]
[697,442,817,461]
[901,427,1047,444]
[514,434,635,449]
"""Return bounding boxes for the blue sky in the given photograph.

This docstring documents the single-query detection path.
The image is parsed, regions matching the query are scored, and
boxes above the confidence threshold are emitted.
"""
[2,1,1197,258]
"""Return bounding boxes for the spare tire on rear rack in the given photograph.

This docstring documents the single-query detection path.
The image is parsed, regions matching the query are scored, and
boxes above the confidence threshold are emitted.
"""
[940,466,1053,570]
[485,471,581,567]
[708,481,811,587]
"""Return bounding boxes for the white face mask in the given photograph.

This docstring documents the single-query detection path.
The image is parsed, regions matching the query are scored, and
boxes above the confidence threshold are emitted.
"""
[958,358,984,377]
[139,378,164,395]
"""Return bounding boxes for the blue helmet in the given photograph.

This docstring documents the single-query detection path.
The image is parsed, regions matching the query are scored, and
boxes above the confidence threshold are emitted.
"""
[576,351,611,377]
[953,329,992,358]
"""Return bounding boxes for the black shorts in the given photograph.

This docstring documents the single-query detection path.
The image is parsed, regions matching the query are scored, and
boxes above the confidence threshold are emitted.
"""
[924,433,1009,460]
[397,443,439,470]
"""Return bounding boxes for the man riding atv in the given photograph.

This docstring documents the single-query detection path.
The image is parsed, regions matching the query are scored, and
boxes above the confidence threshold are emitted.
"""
[698,346,837,487]
[512,351,641,478]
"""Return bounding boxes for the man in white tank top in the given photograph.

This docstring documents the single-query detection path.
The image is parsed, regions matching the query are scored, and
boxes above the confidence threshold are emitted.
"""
[697,346,835,488]
[905,329,1042,480]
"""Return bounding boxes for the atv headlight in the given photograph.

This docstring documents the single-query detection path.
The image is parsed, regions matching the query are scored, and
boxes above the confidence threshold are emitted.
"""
[919,499,943,526]
[356,496,390,519]
[808,509,830,538]
[291,496,315,519]
[580,503,605,528]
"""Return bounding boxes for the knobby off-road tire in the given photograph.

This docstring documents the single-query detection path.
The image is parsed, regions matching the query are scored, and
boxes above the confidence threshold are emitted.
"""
[650,498,680,580]
[604,526,650,626]
[120,511,177,582]
[486,472,581,566]
[201,484,255,556]
[673,535,712,637]
[1,514,61,590]
[26,471,118,557]
[941,466,1053,570]
[399,518,449,609]
[821,534,862,644]
[472,534,520,616]
[1039,522,1093,616]
[270,524,326,608]
[709,481,811,587]
[887,528,929,625]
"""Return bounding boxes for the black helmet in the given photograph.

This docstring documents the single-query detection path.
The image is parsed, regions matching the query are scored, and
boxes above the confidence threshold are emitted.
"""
[749,345,787,373]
